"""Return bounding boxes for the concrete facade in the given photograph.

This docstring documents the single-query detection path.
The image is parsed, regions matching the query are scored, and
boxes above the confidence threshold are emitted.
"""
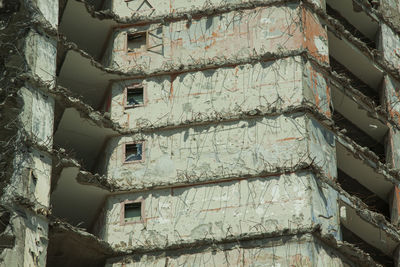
[2,0,400,266]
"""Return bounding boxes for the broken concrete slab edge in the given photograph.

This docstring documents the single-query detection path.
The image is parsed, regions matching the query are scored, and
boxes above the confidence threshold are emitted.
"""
[52,85,123,132]
[310,3,400,84]
[78,0,400,42]
[77,0,300,25]
[61,39,400,136]
[52,215,381,267]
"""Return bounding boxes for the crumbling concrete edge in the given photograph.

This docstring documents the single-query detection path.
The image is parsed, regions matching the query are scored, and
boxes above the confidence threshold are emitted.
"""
[77,0,300,25]
[75,0,400,79]
[52,85,124,132]
[50,216,382,267]
[59,35,400,134]
[304,1,400,83]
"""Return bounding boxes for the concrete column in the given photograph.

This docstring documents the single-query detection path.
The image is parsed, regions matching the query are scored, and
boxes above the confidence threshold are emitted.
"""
[389,186,400,227]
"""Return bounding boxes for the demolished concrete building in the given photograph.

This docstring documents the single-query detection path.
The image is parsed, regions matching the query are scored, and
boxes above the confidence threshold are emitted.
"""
[2,0,400,266]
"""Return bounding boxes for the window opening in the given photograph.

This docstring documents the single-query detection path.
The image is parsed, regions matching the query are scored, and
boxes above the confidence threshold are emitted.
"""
[125,143,143,162]
[126,86,144,107]
[124,202,142,221]
[127,32,147,52]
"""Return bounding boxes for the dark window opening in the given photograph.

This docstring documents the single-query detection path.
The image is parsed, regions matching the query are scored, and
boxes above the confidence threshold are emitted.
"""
[126,87,144,107]
[338,169,389,220]
[124,202,142,221]
[127,32,147,52]
[341,225,393,266]
[125,143,143,162]
[333,112,385,162]
[330,57,380,104]
[326,4,376,50]
[31,172,37,187]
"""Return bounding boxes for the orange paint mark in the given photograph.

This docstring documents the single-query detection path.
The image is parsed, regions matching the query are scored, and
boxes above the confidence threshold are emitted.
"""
[170,74,178,101]
[302,7,329,64]
[325,84,331,117]
[277,137,299,142]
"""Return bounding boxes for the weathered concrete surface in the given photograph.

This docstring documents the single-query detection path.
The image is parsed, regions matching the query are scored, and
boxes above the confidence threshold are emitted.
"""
[380,24,400,70]
[109,0,326,19]
[24,30,57,85]
[20,85,54,148]
[104,234,354,267]
[107,5,305,71]
[384,75,400,126]
[109,56,304,128]
[0,0,57,266]
[99,114,309,186]
[35,0,59,28]
[0,209,48,267]
[96,171,339,251]
[302,7,329,63]
[107,56,331,131]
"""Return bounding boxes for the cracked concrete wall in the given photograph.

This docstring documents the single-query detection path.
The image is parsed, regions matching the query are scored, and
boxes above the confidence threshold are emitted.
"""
[109,0,326,19]
[109,55,330,130]
[109,56,304,129]
[6,147,52,207]
[0,0,57,265]
[310,177,340,239]
[380,24,400,69]
[22,212,48,267]
[107,5,305,71]
[307,117,336,179]
[20,85,54,148]
[24,30,57,85]
[0,210,48,267]
[99,172,314,249]
[99,115,309,185]
[105,234,353,267]
[383,75,400,168]
[303,60,330,117]
[384,75,400,125]
[34,0,58,28]
[302,7,329,63]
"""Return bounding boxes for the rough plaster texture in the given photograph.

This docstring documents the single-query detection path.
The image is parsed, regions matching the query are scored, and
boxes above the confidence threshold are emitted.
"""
[20,85,54,148]
[0,211,48,267]
[105,234,353,267]
[110,57,304,128]
[100,114,309,185]
[385,75,400,125]
[25,30,57,84]
[106,5,328,71]
[35,0,59,28]
[100,113,335,186]
[381,24,400,70]
[22,213,48,267]
[5,146,52,208]
[109,0,326,19]
[97,172,338,250]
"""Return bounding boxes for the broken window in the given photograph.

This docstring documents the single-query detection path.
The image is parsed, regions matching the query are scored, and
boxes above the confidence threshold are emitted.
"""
[126,86,144,107]
[125,143,143,162]
[127,32,147,52]
[124,202,142,221]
